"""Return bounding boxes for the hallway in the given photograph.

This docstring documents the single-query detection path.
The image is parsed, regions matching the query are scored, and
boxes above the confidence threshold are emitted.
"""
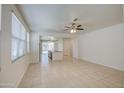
[41,51,49,65]
[19,57,124,88]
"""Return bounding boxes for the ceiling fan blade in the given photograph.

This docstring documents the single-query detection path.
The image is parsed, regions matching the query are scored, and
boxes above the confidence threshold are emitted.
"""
[65,26,70,28]
[76,28,84,30]
[64,29,68,31]
[77,25,82,27]
[73,18,78,21]
[72,23,76,25]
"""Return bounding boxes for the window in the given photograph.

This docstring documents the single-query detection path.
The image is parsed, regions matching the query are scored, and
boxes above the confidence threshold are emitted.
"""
[42,42,54,52]
[27,31,30,52]
[11,12,27,61]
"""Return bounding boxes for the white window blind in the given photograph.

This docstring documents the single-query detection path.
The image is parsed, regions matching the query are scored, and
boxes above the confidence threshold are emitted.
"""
[11,12,27,61]
[27,31,30,52]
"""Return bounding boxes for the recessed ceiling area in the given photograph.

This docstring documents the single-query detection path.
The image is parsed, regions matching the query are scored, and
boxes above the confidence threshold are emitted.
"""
[18,4,123,34]
[41,36,59,41]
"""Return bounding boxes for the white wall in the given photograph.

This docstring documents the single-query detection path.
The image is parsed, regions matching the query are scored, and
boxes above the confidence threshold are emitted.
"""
[0,5,2,70]
[0,4,1,31]
[78,23,124,71]
[123,4,124,22]
[123,4,124,88]
[72,37,78,58]
[0,5,31,87]
[30,31,40,63]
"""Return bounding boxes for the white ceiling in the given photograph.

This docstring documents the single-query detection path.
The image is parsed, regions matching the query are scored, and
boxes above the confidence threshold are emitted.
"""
[18,4,123,34]
[41,36,59,41]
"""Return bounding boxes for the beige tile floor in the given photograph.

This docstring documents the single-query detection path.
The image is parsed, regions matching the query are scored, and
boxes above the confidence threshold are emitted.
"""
[19,54,124,88]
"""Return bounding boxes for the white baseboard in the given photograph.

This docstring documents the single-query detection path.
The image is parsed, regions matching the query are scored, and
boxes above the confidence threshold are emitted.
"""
[79,57,124,72]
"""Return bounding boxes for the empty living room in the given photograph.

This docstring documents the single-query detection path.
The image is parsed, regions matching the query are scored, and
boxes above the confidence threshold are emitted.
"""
[0,0,124,91]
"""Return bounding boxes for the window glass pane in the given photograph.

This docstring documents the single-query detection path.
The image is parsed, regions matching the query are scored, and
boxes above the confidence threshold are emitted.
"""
[19,41,25,56]
[48,42,54,51]
[27,32,30,52]
[12,13,21,38]
[11,38,19,60]
[20,25,26,40]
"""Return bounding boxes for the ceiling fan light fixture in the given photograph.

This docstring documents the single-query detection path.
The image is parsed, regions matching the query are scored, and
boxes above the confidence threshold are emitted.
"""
[73,30,76,33]
[70,29,74,33]
[64,18,84,33]
[70,29,76,33]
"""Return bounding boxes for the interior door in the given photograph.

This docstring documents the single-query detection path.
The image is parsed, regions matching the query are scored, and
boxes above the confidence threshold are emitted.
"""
[63,38,72,57]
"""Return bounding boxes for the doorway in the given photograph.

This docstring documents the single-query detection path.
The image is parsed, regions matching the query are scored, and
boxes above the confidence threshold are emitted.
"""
[40,41,54,64]
[63,38,73,57]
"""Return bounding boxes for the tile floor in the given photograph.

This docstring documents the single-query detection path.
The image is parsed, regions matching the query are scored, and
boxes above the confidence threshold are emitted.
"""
[19,54,124,88]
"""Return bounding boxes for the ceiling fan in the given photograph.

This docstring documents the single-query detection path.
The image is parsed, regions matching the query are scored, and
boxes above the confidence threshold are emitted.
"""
[64,18,84,33]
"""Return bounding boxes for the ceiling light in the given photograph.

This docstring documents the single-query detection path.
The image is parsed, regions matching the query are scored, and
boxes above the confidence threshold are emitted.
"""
[70,29,74,33]
[70,29,77,33]
[73,30,76,33]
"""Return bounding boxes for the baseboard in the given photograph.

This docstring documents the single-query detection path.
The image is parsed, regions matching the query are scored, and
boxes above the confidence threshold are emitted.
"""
[79,57,124,72]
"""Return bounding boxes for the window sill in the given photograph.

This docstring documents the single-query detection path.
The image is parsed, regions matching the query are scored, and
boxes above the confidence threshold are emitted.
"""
[12,54,26,63]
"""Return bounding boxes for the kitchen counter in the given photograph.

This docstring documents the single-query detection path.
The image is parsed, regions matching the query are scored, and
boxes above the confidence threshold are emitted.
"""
[48,51,63,61]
